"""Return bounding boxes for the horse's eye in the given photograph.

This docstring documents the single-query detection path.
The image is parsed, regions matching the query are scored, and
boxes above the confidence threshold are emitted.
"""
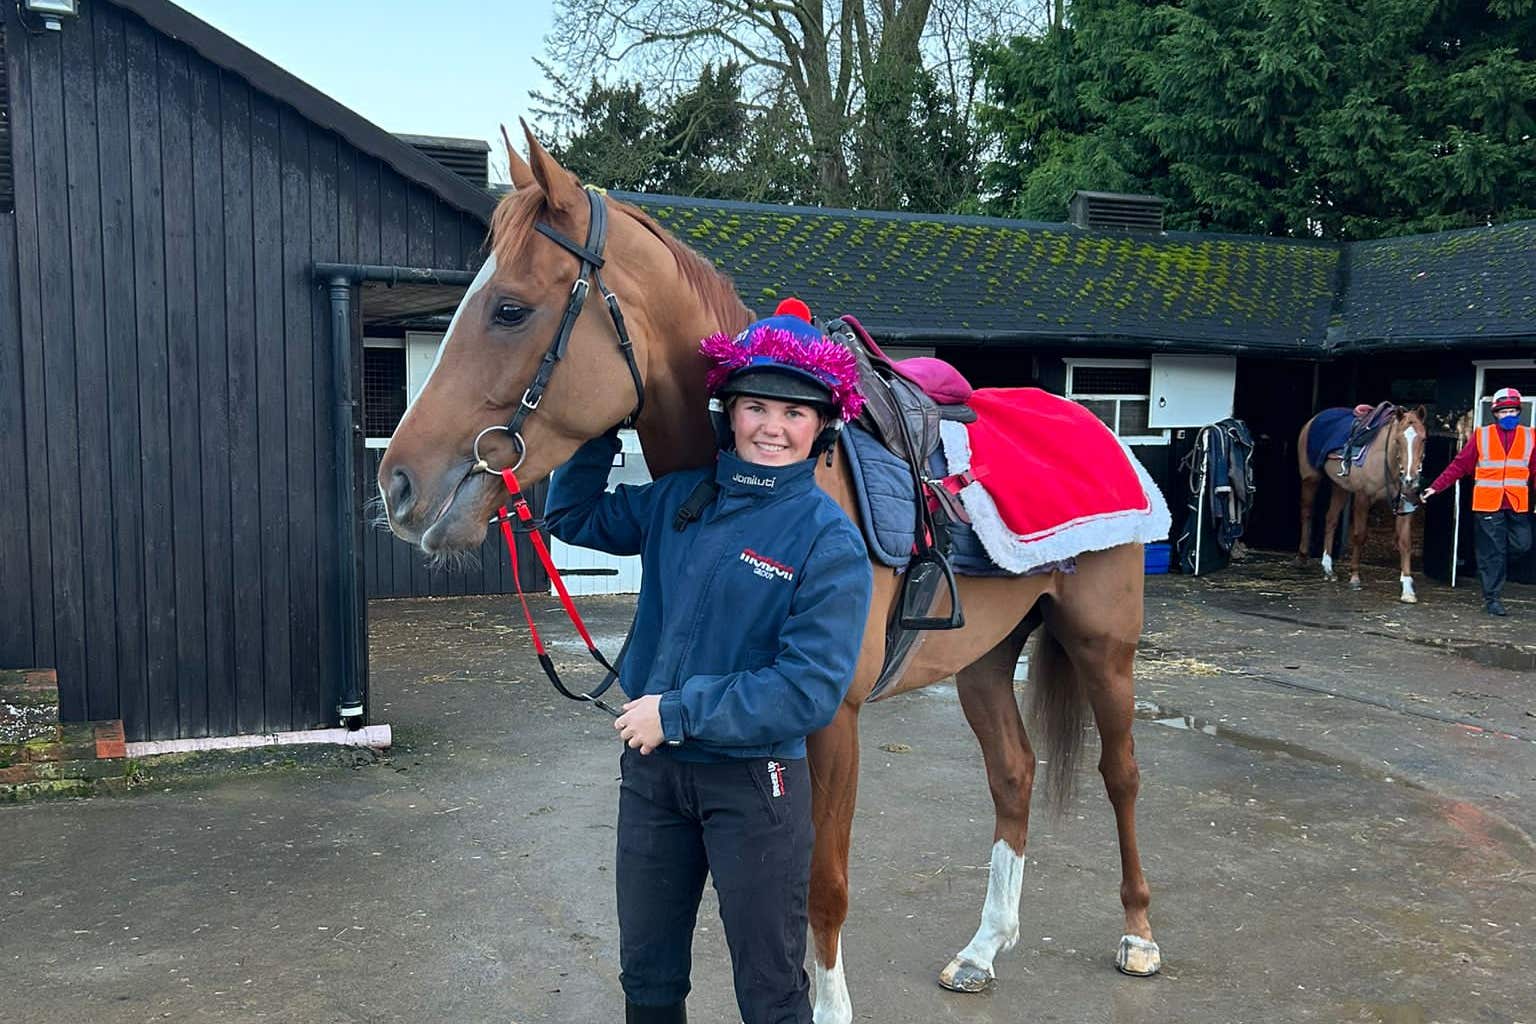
[492,302,530,328]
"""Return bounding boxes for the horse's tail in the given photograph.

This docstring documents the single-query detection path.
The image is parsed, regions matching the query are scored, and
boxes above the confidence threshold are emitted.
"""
[1027,621,1086,814]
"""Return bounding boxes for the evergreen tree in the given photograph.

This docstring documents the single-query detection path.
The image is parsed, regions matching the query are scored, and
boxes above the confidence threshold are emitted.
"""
[975,0,1536,237]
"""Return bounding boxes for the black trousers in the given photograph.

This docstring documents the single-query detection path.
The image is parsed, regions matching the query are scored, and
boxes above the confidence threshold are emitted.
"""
[616,747,814,1024]
[1474,509,1533,601]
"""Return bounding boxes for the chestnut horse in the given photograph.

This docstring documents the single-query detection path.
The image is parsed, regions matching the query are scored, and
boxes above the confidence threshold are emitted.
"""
[1297,406,1428,603]
[379,130,1160,1021]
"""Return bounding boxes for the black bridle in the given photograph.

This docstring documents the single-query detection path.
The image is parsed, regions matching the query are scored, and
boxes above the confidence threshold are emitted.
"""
[472,185,645,473]
[473,185,647,719]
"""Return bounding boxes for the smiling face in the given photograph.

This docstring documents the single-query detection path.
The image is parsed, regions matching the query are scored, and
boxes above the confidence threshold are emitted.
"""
[729,396,826,466]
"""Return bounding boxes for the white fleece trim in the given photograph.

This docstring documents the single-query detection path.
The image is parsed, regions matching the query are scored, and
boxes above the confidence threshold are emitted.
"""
[940,421,1172,574]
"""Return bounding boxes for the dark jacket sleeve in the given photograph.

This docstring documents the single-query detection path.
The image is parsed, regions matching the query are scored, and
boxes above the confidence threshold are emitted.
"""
[660,523,873,747]
[544,434,654,557]
[1428,436,1480,493]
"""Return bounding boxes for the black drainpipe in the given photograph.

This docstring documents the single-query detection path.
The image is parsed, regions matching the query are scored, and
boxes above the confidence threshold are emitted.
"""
[313,262,481,729]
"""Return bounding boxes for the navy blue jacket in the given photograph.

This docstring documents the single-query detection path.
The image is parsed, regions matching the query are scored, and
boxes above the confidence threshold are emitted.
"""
[545,435,873,762]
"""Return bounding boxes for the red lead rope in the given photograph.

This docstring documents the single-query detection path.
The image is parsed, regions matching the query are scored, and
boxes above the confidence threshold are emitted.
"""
[495,467,623,718]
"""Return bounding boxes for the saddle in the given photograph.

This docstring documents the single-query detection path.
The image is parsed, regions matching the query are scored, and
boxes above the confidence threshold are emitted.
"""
[822,315,975,695]
[827,315,976,462]
[1337,402,1396,477]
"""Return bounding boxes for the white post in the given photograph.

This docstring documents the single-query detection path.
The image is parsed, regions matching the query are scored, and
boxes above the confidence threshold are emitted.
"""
[1451,479,1461,589]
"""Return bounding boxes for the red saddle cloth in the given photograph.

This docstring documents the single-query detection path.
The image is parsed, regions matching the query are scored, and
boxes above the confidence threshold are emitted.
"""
[942,388,1169,571]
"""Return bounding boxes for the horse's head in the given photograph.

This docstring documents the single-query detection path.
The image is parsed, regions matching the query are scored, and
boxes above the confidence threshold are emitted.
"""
[379,127,710,555]
[1387,405,1428,513]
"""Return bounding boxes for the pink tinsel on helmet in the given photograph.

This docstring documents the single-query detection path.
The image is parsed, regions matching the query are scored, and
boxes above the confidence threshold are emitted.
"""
[700,325,866,421]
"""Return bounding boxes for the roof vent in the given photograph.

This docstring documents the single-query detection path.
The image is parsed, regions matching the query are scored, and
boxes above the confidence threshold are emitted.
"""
[396,133,490,189]
[1069,190,1165,232]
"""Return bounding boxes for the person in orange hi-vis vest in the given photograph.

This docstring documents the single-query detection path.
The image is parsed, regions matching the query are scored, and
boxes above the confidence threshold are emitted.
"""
[1421,387,1535,616]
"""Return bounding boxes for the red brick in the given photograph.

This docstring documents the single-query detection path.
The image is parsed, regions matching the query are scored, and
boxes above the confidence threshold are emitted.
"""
[94,721,126,760]
[0,764,40,785]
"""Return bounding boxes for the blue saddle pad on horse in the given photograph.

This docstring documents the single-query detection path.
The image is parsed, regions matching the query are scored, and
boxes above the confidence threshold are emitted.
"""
[839,425,1013,576]
[840,425,916,568]
[1306,408,1356,468]
[1307,405,1393,470]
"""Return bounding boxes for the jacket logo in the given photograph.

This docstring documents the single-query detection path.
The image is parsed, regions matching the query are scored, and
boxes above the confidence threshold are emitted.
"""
[767,760,786,797]
[741,548,795,582]
[731,472,775,489]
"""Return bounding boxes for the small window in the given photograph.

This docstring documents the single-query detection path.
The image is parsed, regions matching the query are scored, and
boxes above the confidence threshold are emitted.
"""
[1066,359,1166,444]
[363,346,407,440]
[1072,364,1149,396]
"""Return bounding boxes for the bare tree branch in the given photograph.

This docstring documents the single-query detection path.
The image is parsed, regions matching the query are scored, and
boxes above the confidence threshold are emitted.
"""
[541,0,1039,204]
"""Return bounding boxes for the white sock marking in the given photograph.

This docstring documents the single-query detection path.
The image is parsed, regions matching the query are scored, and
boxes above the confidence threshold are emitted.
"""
[954,839,1026,974]
[812,932,852,1024]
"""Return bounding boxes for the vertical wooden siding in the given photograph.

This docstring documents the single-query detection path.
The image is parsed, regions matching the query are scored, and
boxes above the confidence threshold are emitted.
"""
[0,4,486,739]
[360,453,550,600]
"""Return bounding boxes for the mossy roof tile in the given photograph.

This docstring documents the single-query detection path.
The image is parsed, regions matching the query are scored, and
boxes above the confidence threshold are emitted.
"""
[613,192,1532,352]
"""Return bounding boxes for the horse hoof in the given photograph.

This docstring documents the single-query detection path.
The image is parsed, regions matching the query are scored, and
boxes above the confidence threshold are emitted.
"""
[1400,591,1418,604]
[938,957,993,993]
[1115,935,1162,976]
[1350,579,1363,591]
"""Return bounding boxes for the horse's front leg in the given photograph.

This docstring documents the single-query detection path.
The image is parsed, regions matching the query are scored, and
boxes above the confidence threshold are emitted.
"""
[807,703,861,1024]
[939,628,1036,993]
[1349,492,1371,590]
[1396,512,1418,603]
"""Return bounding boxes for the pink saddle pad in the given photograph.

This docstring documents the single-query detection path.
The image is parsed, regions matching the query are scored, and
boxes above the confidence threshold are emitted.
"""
[893,357,973,405]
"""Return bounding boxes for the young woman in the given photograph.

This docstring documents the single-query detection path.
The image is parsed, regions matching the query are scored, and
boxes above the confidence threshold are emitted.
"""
[545,299,873,1024]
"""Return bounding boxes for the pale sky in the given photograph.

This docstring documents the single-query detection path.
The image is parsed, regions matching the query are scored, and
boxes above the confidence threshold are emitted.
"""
[175,0,559,181]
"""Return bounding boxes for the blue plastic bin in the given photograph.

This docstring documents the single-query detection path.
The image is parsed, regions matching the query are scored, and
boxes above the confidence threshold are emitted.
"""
[1144,541,1171,575]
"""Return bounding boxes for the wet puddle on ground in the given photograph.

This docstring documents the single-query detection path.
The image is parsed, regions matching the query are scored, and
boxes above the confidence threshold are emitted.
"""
[1229,607,1536,671]
[1133,698,1421,788]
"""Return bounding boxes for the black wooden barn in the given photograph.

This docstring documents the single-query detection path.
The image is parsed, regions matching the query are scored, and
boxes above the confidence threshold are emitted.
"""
[0,0,537,743]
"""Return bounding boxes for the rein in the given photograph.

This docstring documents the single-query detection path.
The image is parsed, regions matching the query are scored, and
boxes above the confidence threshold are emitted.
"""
[475,185,647,719]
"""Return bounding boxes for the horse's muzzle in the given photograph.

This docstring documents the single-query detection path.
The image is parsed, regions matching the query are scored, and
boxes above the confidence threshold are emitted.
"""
[384,465,417,526]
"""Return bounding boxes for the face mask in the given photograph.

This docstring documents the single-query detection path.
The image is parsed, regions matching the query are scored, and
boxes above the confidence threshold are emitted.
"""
[1497,413,1520,429]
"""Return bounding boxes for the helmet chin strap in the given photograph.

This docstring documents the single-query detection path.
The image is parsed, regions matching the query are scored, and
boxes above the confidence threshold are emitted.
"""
[709,397,843,464]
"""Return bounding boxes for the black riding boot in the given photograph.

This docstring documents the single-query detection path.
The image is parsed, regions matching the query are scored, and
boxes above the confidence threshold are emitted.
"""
[625,999,686,1024]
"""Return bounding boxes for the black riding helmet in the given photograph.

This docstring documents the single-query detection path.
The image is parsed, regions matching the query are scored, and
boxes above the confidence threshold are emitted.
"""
[699,298,865,459]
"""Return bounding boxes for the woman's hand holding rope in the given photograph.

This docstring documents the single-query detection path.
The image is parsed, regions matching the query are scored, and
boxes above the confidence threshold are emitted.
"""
[616,694,665,754]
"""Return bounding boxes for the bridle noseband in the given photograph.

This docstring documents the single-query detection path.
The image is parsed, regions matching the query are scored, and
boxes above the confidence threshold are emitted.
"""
[472,185,645,473]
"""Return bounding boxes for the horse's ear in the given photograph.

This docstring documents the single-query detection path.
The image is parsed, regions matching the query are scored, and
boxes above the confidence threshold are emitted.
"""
[1415,404,1427,421]
[501,123,535,191]
[521,118,584,214]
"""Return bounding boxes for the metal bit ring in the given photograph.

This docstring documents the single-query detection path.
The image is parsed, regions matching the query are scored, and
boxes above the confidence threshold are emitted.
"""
[472,425,527,474]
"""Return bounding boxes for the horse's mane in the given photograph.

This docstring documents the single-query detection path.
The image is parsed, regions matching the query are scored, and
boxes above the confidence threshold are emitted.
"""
[489,186,752,333]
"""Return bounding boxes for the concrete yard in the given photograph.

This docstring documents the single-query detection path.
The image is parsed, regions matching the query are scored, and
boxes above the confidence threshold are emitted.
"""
[2,553,1533,1023]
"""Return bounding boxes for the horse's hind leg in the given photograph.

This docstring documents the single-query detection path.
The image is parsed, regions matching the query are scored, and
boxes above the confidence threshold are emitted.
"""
[1322,484,1349,580]
[1297,472,1320,565]
[938,617,1038,993]
[1045,545,1161,976]
[1349,491,1371,590]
